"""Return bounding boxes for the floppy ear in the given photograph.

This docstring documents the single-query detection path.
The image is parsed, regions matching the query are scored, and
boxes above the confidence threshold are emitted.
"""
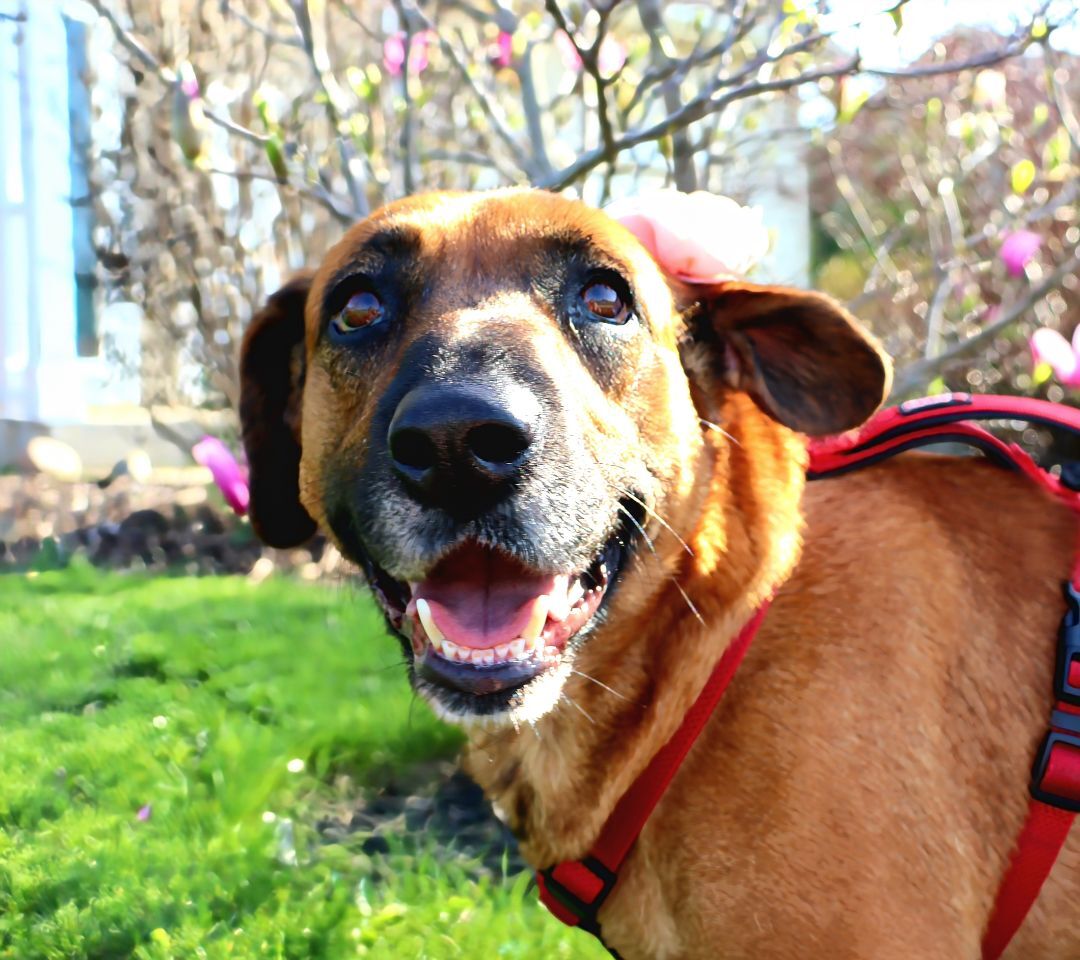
[684,281,892,436]
[239,272,318,547]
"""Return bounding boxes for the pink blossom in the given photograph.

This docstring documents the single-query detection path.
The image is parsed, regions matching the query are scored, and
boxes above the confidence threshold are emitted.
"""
[597,37,626,77]
[604,190,769,283]
[1000,230,1042,278]
[554,30,582,72]
[1030,326,1080,387]
[491,31,514,69]
[137,804,153,822]
[553,31,625,77]
[383,31,432,78]
[192,436,250,515]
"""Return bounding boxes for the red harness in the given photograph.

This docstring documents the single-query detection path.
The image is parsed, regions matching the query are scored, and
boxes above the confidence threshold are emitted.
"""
[537,393,1080,959]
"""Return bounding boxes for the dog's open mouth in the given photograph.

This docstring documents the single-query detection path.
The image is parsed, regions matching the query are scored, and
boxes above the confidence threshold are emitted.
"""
[361,502,641,717]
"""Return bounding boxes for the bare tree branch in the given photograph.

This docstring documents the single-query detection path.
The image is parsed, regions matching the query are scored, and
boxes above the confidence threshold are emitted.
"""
[891,248,1080,397]
[86,0,272,148]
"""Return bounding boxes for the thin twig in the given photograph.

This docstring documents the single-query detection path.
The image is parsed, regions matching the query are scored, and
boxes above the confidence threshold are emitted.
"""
[891,248,1080,397]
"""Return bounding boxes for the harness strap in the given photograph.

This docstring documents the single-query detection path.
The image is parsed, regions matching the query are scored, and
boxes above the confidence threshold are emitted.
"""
[981,555,1080,959]
[536,393,1080,959]
[536,601,771,947]
[809,393,1080,957]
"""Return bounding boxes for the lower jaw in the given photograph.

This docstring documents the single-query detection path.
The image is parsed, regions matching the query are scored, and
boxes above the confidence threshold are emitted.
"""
[414,656,576,726]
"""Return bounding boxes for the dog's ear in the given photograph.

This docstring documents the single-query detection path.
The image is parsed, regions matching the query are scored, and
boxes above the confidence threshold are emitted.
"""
[683,281,892,436]
[239,272,318,547]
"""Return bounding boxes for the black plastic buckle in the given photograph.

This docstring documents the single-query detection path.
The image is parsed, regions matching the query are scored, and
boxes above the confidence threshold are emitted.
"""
[541,857,619,934]
[1031,730,1080,812]
[1055,582,1080,707]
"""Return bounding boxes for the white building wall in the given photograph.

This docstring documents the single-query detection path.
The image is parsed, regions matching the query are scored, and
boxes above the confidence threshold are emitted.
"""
[0,0,139,426]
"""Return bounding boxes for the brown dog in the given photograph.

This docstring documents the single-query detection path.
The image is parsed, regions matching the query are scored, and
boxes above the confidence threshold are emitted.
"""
[238,189,1079,959]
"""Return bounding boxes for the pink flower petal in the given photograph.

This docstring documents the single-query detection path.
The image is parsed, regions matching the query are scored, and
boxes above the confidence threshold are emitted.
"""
[492,31,514,69]
[597,37,626,76]
[605,191,768,283]
[137,804,152,822]
[1030,327,1080,386]
[1000,230,1041,278]
[192,436,250,515]
[555,31,583,72]
[383,33,406,77]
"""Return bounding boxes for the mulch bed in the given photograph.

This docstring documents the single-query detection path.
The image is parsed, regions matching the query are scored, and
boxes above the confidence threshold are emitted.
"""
[0,473,335,576]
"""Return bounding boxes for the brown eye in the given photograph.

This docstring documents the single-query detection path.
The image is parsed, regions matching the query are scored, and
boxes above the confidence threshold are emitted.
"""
[332,290,384,333]
[582,281,630,324]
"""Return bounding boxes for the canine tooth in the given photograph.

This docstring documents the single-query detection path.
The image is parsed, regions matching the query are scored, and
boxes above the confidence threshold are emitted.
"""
[522,596,549,642]
[415,599,445,644]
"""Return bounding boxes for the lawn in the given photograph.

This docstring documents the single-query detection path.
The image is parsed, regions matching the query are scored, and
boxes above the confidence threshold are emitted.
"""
[0,563,606,959]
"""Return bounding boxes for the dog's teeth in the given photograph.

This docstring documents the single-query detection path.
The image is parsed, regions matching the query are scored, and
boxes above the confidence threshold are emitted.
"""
[522,596,549,642]
[415,599,445,645]
[544,644,559,659]
[509,639,526,660]
[441,639,459,660]
[482,650,495,666]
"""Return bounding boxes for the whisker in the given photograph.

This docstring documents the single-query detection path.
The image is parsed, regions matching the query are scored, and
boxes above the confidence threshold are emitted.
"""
[560,692,597,726]
[571,668,640,707]
[617,503,705,627]
[700,418,740,446]
[614,486,694,558]
[617,502,658,555]
[670,577,706,627]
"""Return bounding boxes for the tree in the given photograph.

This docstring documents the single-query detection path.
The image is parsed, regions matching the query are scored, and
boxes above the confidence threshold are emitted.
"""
[82,0,1077,414]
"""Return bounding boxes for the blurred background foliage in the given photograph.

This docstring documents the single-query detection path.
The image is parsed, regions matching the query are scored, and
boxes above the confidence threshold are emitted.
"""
[78,0,1079,427]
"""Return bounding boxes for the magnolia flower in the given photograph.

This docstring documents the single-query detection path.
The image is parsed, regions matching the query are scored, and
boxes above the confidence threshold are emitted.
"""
[1030,325,1080,387]
[192,436,250,515]
[554,31,626,77]
[383,31,432,77]
[604,190,770,283]
[170,61,206,164]
[597,36,627,77]
[490,31,514,69]
[1000,230,1042,278]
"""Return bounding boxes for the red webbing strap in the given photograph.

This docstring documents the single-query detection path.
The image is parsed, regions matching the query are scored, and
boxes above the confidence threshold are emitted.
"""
[808,392,1080,479]
[537,600,771,933]
[981,547,1080,959]
[538,393,1080,956]
[981,800,1075,959]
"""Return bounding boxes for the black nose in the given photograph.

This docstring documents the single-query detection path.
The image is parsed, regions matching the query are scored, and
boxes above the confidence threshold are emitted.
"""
[387,382,541,512]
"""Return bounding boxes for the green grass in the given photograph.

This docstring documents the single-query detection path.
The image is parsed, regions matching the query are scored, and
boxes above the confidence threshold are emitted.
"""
[0,563,605,959]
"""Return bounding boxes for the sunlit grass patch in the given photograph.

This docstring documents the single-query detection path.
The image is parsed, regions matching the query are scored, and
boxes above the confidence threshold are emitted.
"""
[0,564,605,959]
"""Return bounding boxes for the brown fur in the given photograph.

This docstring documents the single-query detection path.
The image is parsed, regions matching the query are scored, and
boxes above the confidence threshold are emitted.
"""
[239,188,1079,959]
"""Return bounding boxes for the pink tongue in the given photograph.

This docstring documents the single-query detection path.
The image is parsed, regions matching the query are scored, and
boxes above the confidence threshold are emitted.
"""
[413,544,559,650]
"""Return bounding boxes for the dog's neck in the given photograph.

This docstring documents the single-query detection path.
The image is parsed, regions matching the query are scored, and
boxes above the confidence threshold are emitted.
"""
[463,394,807,866]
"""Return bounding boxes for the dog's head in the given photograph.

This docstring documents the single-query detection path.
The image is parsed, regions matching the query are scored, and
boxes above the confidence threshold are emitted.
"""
[239,188,890,724]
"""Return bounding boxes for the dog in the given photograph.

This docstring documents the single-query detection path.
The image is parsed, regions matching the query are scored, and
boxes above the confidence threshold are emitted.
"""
[238,188,1080,959]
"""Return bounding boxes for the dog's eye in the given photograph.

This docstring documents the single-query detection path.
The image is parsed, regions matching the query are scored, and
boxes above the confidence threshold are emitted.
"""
[332,290,384,333]
[582,282,630,324]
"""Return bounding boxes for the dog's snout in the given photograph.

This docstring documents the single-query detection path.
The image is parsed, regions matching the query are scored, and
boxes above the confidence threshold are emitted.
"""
[387,382,540,511]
